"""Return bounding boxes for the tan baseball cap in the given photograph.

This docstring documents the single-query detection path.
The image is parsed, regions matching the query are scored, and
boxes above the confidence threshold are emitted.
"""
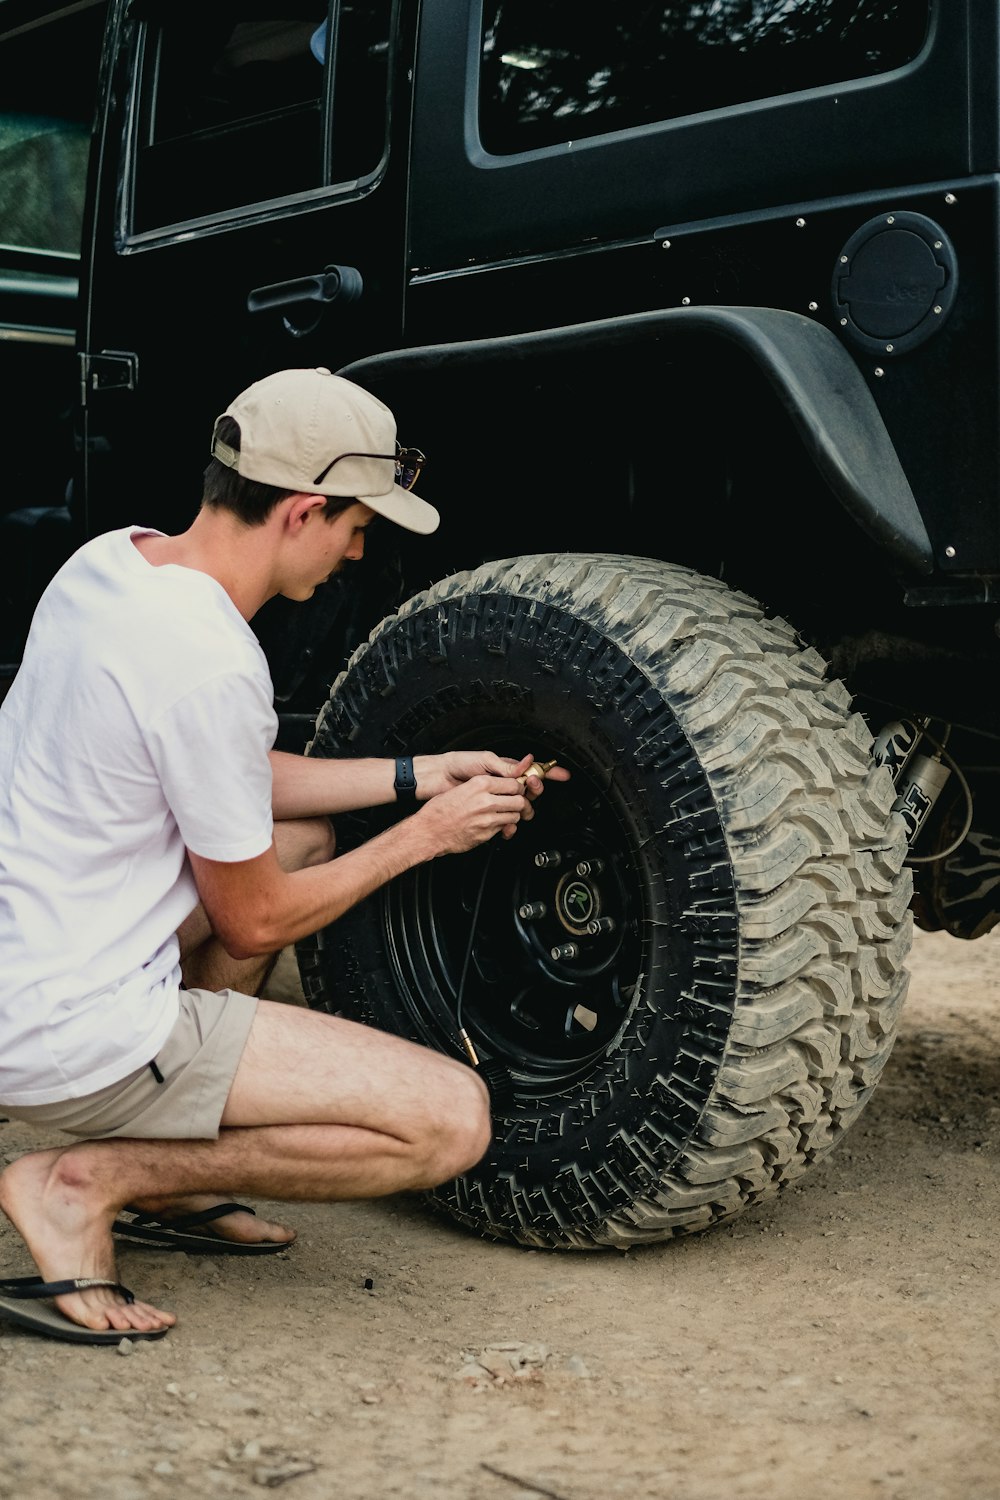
[211,367,439,535]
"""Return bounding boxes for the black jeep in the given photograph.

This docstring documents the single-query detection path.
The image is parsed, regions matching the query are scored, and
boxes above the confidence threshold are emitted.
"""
[1,0,992,1249]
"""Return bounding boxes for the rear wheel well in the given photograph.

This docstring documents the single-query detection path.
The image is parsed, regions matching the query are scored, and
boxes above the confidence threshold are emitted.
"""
[366,335,898,652]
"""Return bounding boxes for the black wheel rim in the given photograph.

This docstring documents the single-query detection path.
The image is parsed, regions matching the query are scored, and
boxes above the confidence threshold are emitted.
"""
[381,733,645,1089]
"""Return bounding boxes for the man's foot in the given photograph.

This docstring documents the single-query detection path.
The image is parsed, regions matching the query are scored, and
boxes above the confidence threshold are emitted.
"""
[0,1149,175,1334]
[123,1194,296,1249]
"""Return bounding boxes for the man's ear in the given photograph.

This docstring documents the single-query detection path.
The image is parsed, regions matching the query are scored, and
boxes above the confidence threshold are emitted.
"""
[285,493,327,532]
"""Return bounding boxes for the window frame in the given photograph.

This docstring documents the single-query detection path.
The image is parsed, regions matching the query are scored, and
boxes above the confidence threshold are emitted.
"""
[118,0,396,246]
[477,0,935,159]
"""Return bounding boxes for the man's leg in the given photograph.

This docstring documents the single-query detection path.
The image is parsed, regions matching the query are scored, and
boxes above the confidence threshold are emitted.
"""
[0,999,492,1335]
[178,815,335,996]
[156,815,336,1246]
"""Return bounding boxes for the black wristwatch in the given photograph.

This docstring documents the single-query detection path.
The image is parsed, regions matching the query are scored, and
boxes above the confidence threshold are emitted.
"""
[393,755,417,809]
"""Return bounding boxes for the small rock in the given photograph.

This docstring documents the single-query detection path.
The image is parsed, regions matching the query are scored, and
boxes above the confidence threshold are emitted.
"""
[252,1459,318,1488]
[116,1338,134,1356]
[460,1343,549,1383]
[479,1349,517,1378]
[565,1355,592,1378]
[487,1341,548,1367]
[153,1460,174,1476]
[230,1439,262,1462]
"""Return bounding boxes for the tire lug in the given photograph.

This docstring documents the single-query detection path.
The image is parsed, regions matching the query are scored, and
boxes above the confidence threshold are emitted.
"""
[576,859,604,877]
[550,943,579,961]
[518,901,548,920]
[535,849,563,868]
[586,916,615,935]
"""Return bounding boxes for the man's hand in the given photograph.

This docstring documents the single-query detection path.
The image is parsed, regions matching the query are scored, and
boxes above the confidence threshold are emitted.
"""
[412,772,528,852]
[415,751,570,831]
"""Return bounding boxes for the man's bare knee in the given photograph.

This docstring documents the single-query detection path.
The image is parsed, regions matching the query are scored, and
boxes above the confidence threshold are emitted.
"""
[416,1068,492,1186]
[177,819,332,975]
[274,815,335,873]
[303,816,335,867]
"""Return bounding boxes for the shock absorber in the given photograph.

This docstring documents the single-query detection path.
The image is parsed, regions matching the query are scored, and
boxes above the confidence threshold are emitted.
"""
[872,717,924,781]
[872,717,951,846]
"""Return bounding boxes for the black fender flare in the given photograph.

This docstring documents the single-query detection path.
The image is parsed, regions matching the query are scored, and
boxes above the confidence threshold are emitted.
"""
[338,305,933,575]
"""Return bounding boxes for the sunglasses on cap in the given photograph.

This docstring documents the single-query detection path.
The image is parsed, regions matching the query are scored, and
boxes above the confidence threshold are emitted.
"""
[312,443,426,492]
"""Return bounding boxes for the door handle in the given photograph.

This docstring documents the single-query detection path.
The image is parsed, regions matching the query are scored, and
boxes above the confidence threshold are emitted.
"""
[247,264,363,337]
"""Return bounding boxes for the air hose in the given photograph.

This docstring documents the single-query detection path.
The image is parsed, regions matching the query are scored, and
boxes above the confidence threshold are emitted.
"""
[404,761,558,1110]
[453,840,514,1111]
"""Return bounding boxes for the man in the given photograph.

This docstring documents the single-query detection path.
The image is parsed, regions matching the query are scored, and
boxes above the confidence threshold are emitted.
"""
[0,367,566,1344]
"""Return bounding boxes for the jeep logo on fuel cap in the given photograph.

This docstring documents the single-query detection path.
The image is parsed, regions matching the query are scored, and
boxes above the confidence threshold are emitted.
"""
[557,877,596,932]
[832,211,958,356]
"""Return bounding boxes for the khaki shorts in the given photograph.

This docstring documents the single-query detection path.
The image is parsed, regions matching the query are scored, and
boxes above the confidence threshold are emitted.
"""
[3,987,258,1141]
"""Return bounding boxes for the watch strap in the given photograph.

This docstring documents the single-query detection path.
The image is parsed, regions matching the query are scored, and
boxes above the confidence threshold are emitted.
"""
[393,755,417,807]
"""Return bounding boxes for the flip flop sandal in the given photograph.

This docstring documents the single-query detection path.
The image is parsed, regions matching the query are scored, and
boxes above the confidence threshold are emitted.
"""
[112,1201,291,1255]
[0,1275,171,1344]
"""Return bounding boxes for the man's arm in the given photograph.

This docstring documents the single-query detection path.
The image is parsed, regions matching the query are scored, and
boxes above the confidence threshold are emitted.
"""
[268,750,403,819]
[190,771,530,958]
[268,748,568,820]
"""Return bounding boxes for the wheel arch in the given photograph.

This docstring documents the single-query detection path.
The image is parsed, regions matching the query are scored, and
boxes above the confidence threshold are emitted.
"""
[339,305,934,578]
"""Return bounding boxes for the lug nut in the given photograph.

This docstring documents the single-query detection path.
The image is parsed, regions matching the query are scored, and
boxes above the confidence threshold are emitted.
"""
[586,916,616,936]
[551,943,579,961]
[576,859,604,877]
[535,850,562,869]
[518,901,547,921]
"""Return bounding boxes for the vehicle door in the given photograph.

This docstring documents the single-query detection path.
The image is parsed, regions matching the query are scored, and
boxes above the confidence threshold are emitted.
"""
[80,0,412,540]
[79,0,414,729]
[0,0,108,661]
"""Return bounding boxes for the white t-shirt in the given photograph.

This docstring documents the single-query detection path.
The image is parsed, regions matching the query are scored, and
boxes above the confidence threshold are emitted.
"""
[0,527,278,1105]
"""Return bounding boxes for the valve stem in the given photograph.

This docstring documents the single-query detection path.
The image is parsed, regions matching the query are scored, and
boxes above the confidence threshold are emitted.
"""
[517,758,558,787]
[459,1027,480,1066]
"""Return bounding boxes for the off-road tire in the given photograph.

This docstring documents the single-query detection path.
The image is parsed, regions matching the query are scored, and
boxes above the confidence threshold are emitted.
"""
[297,554,913,1249]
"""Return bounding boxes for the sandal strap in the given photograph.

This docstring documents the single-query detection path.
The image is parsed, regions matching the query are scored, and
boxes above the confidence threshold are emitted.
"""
[121,1202,255,1232]
[0,1275,135,1303]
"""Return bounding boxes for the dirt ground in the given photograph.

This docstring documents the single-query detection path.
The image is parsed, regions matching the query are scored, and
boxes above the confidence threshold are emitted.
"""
[1,925,998,1500]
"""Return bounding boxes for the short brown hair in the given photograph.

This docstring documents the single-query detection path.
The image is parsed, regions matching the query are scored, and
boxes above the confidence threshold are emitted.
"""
[202,416,356,526]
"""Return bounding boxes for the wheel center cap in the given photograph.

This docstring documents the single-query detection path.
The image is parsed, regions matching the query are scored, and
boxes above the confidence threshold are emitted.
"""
[555,875,597,933]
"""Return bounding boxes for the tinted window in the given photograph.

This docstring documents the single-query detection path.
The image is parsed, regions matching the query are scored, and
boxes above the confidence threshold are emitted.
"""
[0,4,106,256]
[480,1,931,155]
[132,0,391,231]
